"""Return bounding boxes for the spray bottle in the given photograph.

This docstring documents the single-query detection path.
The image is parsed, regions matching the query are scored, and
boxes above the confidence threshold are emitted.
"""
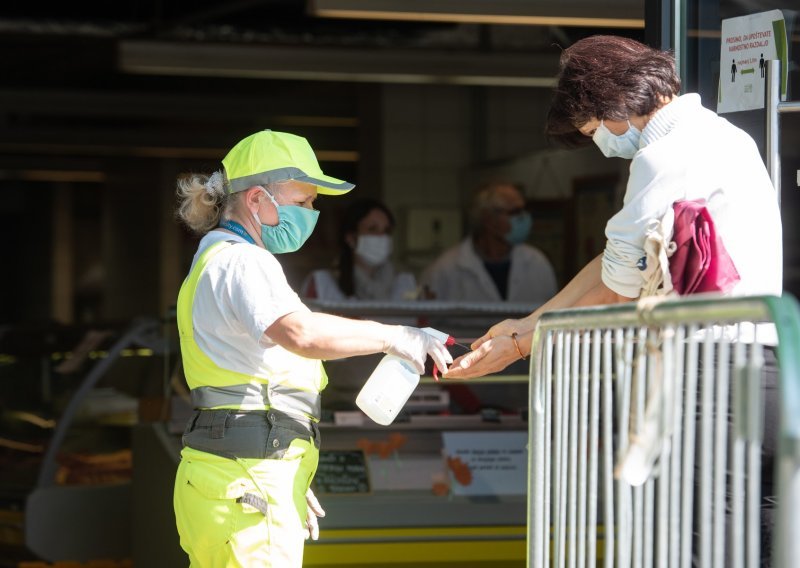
[356,327,452,426]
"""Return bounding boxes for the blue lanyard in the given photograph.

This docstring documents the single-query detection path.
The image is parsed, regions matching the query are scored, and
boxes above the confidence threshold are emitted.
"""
[218,220,256,245]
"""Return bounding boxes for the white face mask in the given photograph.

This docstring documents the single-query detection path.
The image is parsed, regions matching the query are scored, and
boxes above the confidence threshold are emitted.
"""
[592,120,642,159]
[355,234,393,267]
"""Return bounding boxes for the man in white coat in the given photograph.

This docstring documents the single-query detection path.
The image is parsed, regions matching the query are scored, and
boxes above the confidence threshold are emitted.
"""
[421,181,557,304]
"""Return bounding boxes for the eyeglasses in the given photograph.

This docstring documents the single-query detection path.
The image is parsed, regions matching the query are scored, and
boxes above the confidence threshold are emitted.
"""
[493,206,526,217]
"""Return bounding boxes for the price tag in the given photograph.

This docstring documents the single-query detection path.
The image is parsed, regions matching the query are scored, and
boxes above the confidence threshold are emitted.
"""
[312,450,371,494]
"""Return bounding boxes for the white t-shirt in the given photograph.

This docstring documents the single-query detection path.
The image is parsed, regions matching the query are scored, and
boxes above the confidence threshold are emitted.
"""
[602,94,782,300]
[189,230,315,381]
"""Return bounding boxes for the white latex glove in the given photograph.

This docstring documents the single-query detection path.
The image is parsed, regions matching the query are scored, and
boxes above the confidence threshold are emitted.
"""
[305,488,325,541]
[384,326,453,374]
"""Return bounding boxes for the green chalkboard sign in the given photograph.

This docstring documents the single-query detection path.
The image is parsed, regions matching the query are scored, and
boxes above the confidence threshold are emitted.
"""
[312,450,371,494]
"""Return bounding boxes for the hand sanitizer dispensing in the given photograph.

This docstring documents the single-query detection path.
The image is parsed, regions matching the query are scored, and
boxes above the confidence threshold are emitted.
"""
[356,327,450,425]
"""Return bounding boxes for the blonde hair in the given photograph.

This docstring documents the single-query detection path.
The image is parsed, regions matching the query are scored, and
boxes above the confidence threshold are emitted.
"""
[176,171,237,234]
[176,173,293,235]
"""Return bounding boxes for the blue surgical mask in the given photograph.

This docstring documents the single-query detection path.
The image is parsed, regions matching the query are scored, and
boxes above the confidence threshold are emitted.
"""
[255,189,319,254]
[505,211,532,245]
[593,120,642,159]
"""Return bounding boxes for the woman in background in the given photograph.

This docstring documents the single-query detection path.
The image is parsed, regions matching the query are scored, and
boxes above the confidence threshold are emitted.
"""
[301,197,417,301]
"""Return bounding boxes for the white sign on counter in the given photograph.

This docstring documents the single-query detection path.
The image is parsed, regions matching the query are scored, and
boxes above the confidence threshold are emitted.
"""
[717,9,788,114]
[442,431,527,496]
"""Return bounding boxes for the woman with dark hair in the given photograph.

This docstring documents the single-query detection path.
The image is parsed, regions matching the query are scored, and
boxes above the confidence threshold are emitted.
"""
[444,34,782,566]
[445,34,781,374]
[301,197,417,301]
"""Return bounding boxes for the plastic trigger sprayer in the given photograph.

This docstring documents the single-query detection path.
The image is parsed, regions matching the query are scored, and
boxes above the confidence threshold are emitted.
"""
[432,335,458,382]
[355,327,464,426]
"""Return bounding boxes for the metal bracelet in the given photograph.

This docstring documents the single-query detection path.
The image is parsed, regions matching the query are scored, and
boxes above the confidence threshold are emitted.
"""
[511,332,527,360]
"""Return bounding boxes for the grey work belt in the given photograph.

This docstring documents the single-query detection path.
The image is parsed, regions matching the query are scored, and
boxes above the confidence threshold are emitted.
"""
[182,408,321,460]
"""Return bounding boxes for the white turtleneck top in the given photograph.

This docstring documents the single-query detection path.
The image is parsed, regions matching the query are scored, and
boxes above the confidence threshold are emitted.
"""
[601,93,782,301]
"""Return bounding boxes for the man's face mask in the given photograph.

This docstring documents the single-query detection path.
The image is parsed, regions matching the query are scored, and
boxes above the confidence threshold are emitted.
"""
[255,188,319,254]
[592,120,642,159]
[355,234,393,267]
[505,211,533,246]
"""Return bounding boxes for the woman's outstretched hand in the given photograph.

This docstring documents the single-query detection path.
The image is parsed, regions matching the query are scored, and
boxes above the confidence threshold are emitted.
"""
[470,318,530,351]
[442,335,521,379]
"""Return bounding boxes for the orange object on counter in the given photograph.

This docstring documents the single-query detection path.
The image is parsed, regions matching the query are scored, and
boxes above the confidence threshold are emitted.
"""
[446,456,473,486]
[355,434,408,459]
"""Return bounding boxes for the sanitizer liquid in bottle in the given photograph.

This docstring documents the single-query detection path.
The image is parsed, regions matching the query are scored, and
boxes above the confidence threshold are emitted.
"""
[356,327,449,425]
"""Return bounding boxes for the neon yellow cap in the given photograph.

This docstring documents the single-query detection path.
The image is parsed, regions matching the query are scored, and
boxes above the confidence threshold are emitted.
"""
[222,130,354,196]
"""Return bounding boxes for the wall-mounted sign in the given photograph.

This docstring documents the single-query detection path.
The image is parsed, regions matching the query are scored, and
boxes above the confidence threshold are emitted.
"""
[717,9,788,114]
[442,431,527,496]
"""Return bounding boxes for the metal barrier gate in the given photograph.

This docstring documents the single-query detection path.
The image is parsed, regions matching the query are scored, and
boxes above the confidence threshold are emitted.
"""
[526,294,800,568]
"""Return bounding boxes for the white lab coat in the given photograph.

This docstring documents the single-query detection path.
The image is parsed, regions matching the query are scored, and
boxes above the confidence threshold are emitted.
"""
[421,238,558,303]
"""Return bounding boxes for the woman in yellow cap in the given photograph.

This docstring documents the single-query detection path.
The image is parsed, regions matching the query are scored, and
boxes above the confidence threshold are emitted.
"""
[173,129,452,567]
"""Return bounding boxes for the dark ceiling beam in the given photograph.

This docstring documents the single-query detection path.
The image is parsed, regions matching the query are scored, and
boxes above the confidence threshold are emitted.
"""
[0,142,357,162]
[307,0,644,28]
[0,87,360,157]
[119,40,560,87]
[0,89,357,122]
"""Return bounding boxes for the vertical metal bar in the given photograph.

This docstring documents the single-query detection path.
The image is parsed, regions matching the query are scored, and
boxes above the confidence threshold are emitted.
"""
[530,329,551,568]
[588,329,601,568]
[545,331,554,568]
[616,328,634,568]
[774,457,800,568]
[568,333,580,568]
[681,324,700,568]
[700,334,715,568]
[554,331,566,568]
[673,0,686,84]
[732,331,746,568]
[633,327,648,568]
[645,480,655,568]
[656,326,675,568]
[746,342,764,568]
[669,325,687,568]
[559,332,574,568]
[618,327,635,568]
[644,329,656,568]
[577,332,590,568]
[712,339,731,568]
[603,330,615,568]
[765,59,782,206]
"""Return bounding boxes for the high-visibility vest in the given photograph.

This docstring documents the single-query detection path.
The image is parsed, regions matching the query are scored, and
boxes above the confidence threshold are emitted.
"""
[177,240,326,419]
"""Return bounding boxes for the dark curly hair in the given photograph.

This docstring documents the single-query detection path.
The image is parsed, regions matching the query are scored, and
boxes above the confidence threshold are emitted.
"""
[545,35,681,148]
